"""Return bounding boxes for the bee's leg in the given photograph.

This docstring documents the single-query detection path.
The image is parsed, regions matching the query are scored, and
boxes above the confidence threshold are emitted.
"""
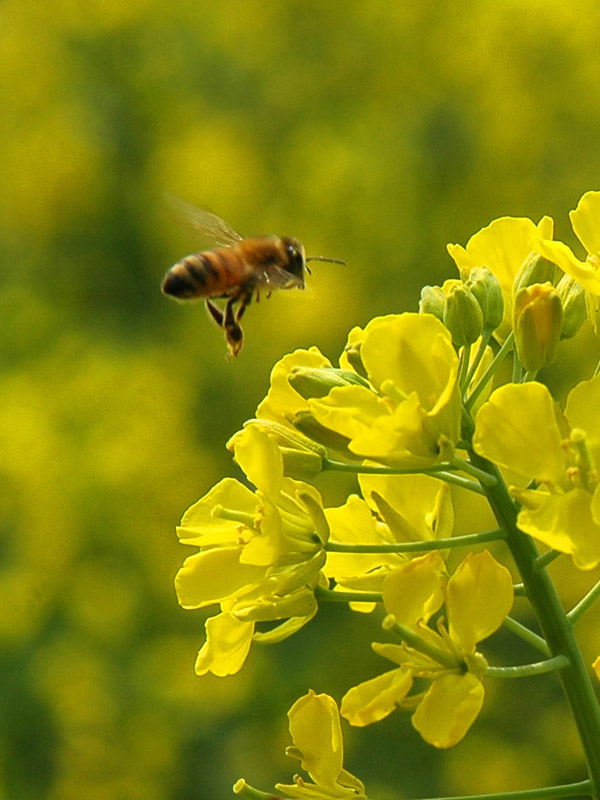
[224,297,244,358]
[235,289,254,323]
[205,299,224,328]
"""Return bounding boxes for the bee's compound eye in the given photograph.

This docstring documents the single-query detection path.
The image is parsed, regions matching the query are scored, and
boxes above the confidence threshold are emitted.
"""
[283,239,305,279]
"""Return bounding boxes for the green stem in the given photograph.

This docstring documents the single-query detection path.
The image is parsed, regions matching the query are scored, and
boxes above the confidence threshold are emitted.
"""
[568,579,600,625]
[534,549,562,570]
[315,586,382,604]
[387,620,459,670]
[463,331,492,394]
[502,615,550,656]
[522,369,540,383]
[459,343,472,392]
[467,438,600,795]
[448,456,498,487]
[465,331,514,412]
[321,459,485,495]
[232,779,280,799]
[325,528,506,555]
[428,471,485,494]
[411,780,592,800]
[485,655,569,678]
[512,350,523,383]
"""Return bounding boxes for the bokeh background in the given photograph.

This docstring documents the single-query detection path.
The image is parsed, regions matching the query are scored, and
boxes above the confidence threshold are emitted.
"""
[3,1,600,798]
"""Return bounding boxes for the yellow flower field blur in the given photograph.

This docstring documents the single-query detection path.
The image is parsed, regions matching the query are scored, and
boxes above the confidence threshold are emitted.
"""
[3,1,600,798]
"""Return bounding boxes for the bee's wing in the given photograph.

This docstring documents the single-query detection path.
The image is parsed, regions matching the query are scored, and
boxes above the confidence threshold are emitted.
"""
[259,264,305,290]
[166,195,244,247]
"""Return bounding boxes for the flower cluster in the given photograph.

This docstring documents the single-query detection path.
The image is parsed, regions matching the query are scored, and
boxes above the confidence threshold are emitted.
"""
[173,190,600,799]
[341,550,513,748]
[175,424,328,676]
[474,377,600,570]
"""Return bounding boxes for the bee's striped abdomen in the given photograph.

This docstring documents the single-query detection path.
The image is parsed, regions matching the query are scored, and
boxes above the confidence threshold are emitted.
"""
[161,249,246,300]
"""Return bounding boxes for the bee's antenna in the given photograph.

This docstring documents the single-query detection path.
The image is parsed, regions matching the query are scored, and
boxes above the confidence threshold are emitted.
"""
[305,255,346,265]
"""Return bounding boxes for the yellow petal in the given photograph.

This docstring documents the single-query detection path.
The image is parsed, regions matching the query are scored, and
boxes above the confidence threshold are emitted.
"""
[593,656,600,682]
[518,490,600,570]
[360,473,453,542]
[239,501,282,566]
[447,217,541,293]
[174,547,266,608]
[447,551,513,652]
[324,495,403,579]
[446,242,473,271]
[176,478,256,545]
[233,425,283,501]
[341,668,413,726]
[382,551,447,627]
[256,347,332,422]
[473,382,566,484]
[570,190,600,258]
[535,237,600,295]
[288,691,343,788]
[194,612,254,677]
[412,673,484,748]
[309,384,390,442]
[360,314,458,413]
[565,373,600,441]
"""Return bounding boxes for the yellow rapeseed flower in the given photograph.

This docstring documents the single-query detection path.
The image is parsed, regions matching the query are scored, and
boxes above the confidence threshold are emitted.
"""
[275,690,367,799]
[447,215,554,338]
[473,376,600,569]
[308,313,461,468]
[536,190,600,295]
[341,551,513,748]
[174,426,328,676]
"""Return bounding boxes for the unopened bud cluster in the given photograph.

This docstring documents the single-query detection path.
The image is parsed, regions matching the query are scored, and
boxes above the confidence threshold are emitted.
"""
[420,267,503,346]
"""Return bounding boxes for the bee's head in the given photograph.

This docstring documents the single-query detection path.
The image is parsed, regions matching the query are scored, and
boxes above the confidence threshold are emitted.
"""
[282,237,307,284]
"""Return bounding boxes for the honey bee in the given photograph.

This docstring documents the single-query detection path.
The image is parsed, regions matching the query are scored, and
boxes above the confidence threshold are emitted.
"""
[161,199,345,358]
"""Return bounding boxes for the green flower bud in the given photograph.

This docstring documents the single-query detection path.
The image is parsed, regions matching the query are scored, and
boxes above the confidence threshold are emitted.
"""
[514,282,563,371]
[513,253,556,295]
[419,285,447,321]
[279,448,324,479]
[288,367,369,400]
[342,342,368,379]
[556,274,586,339]
[228,419,326,457]
[465,267,504,334]
[443,284,484,347]
[227,420,326,480]
[291,410,355,457]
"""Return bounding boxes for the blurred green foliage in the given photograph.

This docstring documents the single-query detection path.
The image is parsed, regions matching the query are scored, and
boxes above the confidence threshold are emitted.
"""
[2,1,600,798]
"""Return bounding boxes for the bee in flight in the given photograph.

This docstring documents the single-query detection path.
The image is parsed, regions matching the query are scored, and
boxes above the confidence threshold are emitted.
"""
[161,199,345,358]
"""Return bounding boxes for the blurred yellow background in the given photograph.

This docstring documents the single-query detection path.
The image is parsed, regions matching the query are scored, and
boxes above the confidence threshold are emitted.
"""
[2,1,600,798]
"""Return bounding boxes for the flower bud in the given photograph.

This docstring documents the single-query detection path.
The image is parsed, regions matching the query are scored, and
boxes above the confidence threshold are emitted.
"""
[443,284,484,347]
[556,274,586,339]
[291,410,355,456]
[419,285,447,321]
[513,253,556,295]
[342,342,368,379]
[465,267,504,334]
[228,419,326,456]
[227,420,326,480]
[288,367,369,400]
[513,282,563,371]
